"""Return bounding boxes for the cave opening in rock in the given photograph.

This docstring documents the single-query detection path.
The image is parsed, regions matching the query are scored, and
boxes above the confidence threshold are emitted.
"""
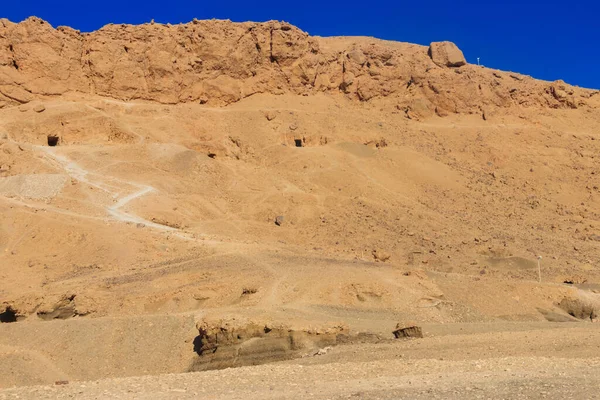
[0,307,17,323]
[47,135,59,146]
[294,139,303,148]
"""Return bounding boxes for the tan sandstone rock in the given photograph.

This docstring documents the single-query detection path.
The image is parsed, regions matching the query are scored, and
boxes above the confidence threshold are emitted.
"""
[428,41,467,68]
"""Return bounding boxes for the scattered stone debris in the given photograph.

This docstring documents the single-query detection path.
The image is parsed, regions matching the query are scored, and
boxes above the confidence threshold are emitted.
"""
[372,249,390,262]
[275,215,284,226]
[54,381,69,385]
[435,106,449,117]
[315,346,332,355]
[403,107,420,120]
[289,123,298,131]
[242,287,258,295]
[304,346,332,357]
[150,217,184,229]
[264,111,276,121]
[393,324,423,339]
[33,104,46,113]
[402,269,428,279]
[364,138,388,149]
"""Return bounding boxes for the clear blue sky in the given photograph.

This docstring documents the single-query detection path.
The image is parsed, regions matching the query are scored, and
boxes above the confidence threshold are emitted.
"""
[4,0,599,89]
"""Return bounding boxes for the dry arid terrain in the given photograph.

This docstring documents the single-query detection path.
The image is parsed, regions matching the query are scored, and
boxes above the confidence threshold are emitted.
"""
[1,16,600,398]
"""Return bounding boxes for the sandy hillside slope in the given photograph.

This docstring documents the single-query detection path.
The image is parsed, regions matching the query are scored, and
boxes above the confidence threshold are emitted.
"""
[0,17,599,394]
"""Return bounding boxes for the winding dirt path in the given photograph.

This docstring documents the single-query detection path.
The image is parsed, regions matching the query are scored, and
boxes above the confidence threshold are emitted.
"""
[36,146,175,232]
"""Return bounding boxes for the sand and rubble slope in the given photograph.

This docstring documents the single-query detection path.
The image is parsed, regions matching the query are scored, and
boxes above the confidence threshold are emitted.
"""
[0,17,599,394]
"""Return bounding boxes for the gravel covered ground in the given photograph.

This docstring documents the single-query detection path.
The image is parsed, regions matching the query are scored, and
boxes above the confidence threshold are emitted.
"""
[2,356,599,399]
[2,324,600,399]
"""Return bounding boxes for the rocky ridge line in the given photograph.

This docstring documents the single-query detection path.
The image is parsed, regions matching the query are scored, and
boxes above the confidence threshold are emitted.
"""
[0,17,597,116]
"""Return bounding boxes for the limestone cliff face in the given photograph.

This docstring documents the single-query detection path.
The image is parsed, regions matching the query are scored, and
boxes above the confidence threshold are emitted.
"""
[0,17,597,114]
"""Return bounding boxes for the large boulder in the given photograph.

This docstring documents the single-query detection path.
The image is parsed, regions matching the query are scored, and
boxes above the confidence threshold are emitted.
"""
[428,41,466,67]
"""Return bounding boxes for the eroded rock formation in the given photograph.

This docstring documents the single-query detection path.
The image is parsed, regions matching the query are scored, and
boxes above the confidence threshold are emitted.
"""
[0,17,597,115]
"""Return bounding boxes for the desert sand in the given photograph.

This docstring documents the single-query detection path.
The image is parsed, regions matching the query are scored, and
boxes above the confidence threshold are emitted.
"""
[0,17,599,398]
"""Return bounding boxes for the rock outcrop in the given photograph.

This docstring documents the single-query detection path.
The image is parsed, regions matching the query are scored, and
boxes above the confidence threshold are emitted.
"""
[428,41,467,67]
[393,324,423,339]
[0,17,596,115]
[190,317,347,371]
[558,292,599,322]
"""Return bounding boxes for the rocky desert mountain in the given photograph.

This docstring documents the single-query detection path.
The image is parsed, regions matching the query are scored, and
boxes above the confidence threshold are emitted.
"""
[1,17,600,398]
